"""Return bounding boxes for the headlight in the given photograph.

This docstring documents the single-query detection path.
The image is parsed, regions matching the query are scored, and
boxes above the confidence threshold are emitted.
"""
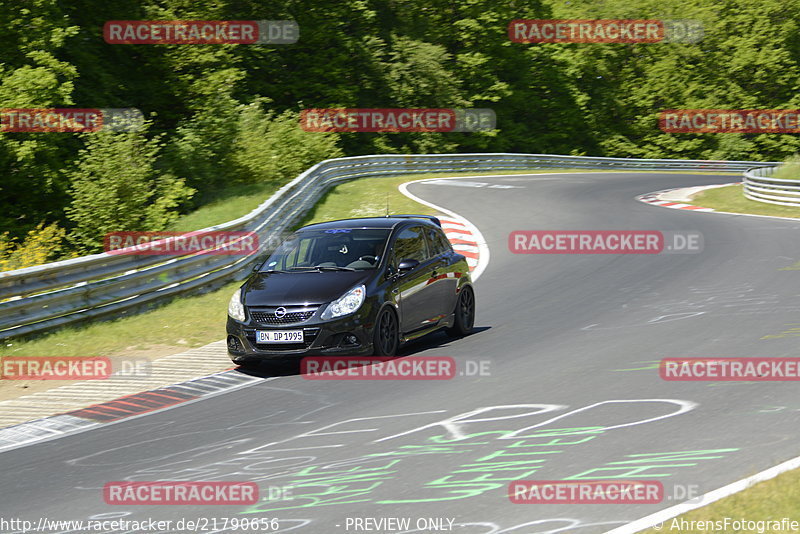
[228,288,246,322]
[321,284,366,320]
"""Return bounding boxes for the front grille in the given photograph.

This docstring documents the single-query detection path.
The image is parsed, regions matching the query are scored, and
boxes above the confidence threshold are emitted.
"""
[249,307,318,325]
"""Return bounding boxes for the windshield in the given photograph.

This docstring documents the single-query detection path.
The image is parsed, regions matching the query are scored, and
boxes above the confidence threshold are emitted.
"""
[261,228,391,271]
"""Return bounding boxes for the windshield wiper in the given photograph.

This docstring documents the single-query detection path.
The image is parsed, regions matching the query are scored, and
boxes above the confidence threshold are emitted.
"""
[311,265,356,271]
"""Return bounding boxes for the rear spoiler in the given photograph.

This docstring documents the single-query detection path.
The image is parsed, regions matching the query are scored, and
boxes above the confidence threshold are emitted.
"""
[390,214,442,227]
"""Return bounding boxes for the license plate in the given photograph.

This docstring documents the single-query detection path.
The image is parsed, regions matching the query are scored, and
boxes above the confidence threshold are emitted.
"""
[256,330,304,343]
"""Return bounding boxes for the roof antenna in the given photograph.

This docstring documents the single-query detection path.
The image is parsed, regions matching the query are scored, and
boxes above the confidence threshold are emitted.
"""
[385,193,389,217]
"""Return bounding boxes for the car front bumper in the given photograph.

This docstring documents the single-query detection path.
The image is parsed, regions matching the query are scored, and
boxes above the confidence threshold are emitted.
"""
[226,309,375,363]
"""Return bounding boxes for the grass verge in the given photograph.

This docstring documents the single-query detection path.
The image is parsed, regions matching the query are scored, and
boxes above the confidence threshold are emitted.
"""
[693,184,800,219]
[298,174,438,225]
[640,467,800,533]
[4,280,241,359]
[169,181,280,232]
[0,280,241,400]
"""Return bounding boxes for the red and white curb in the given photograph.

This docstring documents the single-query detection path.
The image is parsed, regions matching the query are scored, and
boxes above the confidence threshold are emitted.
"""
[637,183,740,212]
[399,178,490,281]
[638,182,800,224]
[0,341,241,430]
[440,218,480,274]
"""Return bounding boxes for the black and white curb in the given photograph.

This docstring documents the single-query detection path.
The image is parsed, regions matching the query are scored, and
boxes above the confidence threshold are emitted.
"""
[0,369,264,453]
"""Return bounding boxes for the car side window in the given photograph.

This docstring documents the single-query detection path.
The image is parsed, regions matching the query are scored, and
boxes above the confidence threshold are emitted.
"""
[425,227,452,256]
[393,226,429,264]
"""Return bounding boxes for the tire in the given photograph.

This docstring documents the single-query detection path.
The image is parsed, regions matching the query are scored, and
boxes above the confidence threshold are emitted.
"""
[446,285,475,337]
[373,307,399,356]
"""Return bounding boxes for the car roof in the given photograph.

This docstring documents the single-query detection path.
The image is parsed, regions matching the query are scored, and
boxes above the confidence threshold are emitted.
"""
[298,216,441,232]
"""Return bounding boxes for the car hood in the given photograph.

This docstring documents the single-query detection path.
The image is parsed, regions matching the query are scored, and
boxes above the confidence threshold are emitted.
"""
[243,270,373,307]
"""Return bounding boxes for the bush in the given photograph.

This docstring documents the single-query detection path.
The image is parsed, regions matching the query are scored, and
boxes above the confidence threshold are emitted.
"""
[0,222,72,272]
[165,69,246,198]
[232,104,343,185]
[65,127,195,253]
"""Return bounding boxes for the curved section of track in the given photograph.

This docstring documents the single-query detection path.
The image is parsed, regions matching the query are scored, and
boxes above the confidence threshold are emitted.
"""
[2,172,799,533]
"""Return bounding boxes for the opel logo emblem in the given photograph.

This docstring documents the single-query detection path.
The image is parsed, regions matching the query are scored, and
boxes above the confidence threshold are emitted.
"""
[274,307,287,318]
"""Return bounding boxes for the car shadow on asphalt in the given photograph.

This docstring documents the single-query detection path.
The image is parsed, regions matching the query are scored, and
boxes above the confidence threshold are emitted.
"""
[232,325,491,379]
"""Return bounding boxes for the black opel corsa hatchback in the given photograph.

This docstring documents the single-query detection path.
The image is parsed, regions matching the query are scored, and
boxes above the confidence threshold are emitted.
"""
[226,215,475,364]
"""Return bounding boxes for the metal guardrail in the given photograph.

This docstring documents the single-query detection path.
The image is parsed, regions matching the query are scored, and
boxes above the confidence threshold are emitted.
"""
[0,152,779,339]
[743,165,800,206]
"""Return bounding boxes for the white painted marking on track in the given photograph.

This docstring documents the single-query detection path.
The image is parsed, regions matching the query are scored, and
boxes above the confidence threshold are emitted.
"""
[420,179,489,187]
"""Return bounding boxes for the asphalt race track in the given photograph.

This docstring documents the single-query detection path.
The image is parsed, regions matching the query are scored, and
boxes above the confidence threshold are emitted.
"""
[2,172,800,534]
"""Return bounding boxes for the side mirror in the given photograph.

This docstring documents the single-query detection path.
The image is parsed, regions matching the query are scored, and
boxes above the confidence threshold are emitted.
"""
[397,258,420,273]
[251,253,270,273]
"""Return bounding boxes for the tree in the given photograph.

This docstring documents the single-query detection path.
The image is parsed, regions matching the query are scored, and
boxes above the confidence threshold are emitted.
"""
[65,127,195,252]
[233,103,343,184]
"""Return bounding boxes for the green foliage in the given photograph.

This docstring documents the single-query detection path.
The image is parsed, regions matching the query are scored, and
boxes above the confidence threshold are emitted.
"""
[232,104,343,184]
[549,0,800,158]
[0,222,72,272]
[3,0,800,265]
[64,128,195,253]
[0,0,81,241]
[165,69,247,197]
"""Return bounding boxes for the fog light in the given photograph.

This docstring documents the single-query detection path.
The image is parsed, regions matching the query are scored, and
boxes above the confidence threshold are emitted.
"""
[227,335,243,352]
[344,334,358,346]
